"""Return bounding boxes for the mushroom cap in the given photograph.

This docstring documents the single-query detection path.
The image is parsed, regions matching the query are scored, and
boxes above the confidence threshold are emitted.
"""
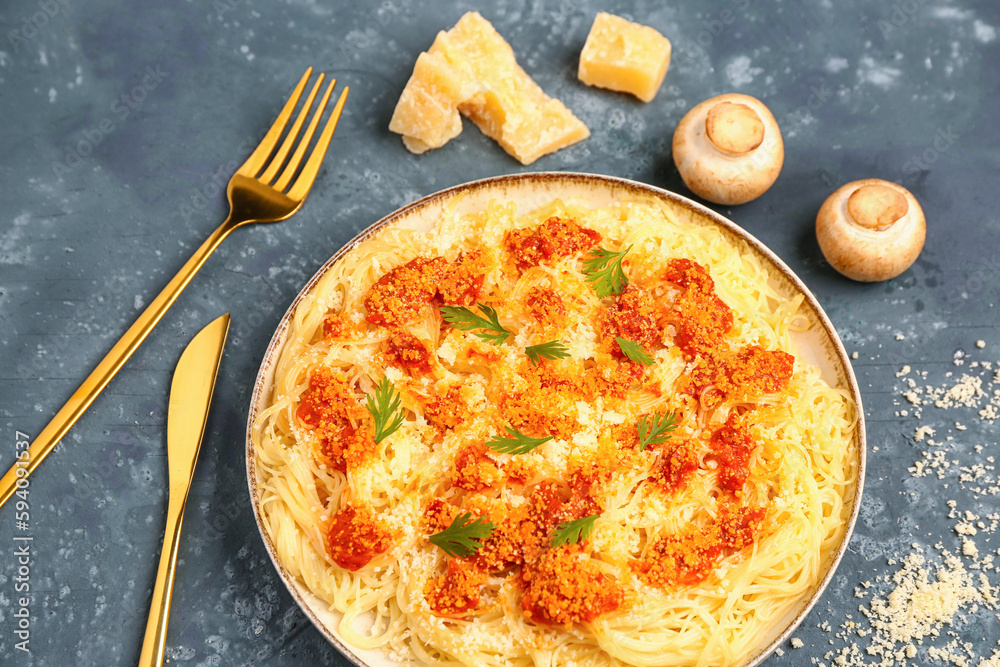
[672,93,784,206]
[815,178,926,282]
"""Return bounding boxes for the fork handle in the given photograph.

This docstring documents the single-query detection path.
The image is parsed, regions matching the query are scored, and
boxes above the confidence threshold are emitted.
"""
[0,218,236,510]
[137,492,188,667]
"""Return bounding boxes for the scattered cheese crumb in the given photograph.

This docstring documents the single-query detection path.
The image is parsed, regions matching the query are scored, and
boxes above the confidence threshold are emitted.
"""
[828,341,1000,665]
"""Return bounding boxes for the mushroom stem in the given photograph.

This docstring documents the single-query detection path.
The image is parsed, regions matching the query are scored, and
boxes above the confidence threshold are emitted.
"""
[705,102,765,155]
[846,184,909,230]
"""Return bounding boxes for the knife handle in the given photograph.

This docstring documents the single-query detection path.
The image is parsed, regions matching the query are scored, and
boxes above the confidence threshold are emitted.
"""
[0,219,235,510]
[138,495,188,667]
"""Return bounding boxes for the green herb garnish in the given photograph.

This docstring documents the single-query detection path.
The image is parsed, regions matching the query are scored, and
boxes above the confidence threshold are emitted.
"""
[551,514,600,547]
[440,304,512,346]
[637,411,680,451]
[365,377,404,444]
[582,245,631,298]
[485,425,554,455]
[616,337,655,366]
[525,340,570,366]
[429,511,496,558]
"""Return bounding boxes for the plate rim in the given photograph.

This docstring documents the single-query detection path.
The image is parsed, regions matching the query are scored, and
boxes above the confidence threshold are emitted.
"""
[244,170,867,667]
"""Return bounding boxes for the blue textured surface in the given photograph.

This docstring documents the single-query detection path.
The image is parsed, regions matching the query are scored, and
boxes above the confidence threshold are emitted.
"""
[0,0,998,665]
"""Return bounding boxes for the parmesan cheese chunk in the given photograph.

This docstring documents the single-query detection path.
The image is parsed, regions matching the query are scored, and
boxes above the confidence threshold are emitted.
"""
[578,12,672,103]
[390,12,590,164]
[388,49,479,154]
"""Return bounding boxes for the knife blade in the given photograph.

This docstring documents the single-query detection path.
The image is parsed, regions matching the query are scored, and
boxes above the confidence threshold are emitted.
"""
[138,313,229,667]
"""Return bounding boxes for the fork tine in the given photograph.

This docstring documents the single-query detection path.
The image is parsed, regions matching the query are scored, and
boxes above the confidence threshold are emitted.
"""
[287,86,349,202]
[237,68,312,178]
[273,78,336,192]
[259,73,325,185]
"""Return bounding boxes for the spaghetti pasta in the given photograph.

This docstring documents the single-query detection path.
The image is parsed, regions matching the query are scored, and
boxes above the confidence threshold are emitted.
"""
[251,196,857,667]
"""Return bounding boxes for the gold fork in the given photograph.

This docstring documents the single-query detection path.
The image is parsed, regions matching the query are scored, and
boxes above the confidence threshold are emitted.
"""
[0,69,348,509]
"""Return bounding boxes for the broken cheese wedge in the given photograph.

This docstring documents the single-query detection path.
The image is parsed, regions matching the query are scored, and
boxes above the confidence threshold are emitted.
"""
[578,12,672,103]
[389,12,589,165]
[388,49,480,154]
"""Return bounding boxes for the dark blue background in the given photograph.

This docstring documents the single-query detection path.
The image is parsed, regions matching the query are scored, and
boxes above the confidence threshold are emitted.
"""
[0,0,998,664]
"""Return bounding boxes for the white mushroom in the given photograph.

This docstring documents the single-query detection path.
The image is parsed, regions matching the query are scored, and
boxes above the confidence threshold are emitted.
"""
[672,93,784,205]
[815,179,926,282]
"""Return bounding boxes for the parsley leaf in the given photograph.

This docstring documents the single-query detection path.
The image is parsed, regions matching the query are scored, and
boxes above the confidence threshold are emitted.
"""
[365,377,404,444]
[616,337,655,366]
[440,304,512,346]
[637,411,680,451]
[429,511,496,558]
[525,340,570,366]
[551,514,599,547]
[582,245,631,298]
[485,425,554,455]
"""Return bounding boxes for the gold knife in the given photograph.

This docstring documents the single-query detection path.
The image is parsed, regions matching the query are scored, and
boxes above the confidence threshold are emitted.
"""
[137,313,230,667]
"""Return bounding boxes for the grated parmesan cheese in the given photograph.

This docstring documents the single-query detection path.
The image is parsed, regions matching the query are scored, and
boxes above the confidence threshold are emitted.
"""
[817,339,1000,666]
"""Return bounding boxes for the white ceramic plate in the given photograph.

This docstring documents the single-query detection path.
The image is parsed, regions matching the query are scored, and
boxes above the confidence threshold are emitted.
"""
[245,171,866,667]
